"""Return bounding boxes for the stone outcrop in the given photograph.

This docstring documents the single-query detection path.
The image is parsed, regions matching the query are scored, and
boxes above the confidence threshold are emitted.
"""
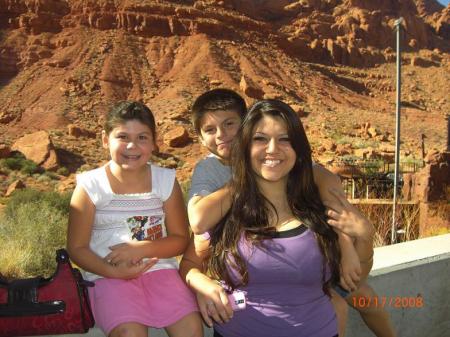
[0,0,448,78]
[5,179,25,197]
[240,75,264,99]
[163,125,190,147]
[67,124,97,138]
[0,144,11,158]
[11,130,59,170]
[402,151,450,202]
[0,0,448,195]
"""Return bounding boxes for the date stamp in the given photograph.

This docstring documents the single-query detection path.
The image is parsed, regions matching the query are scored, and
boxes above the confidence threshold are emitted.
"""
[351,296,424,309]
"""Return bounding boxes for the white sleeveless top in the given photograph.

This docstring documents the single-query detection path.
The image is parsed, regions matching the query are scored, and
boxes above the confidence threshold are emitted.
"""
[76,162,178,281]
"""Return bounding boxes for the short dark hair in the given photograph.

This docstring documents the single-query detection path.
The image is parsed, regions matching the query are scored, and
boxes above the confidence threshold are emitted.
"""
[104,101,156,141]
[191,88,247,134]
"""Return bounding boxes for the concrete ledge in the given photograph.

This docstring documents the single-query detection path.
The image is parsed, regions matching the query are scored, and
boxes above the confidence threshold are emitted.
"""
[40,234,450,337]
[347,234,450,337]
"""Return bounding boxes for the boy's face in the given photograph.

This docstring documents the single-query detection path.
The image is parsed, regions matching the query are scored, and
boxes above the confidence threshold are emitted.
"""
[199,109,242,161]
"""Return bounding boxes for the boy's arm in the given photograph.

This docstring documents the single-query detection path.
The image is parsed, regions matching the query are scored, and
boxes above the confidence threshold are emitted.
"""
[188,159,232,234]
[188,185,232,234]
[312,165,373,286]
[338,234,362,291]
[324,187,375,281]
[179,235,233,326]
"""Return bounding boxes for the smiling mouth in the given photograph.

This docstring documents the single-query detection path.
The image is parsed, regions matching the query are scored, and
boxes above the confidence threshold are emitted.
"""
[123,154,141,160]
[217,142,231,148]
[262,159,281,168]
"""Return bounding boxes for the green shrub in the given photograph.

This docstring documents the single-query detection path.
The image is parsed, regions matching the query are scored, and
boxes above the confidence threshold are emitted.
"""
[0,189,72,278]
[2,157,23,170]
[180,179,191,203]
[36,174,52,183]
[353,139,379,149]
[0,154,42,175]
[43,171,60,180]
[20,161,41,175]
[56,166,70,176]
[4,188,71,220]
[334,135,354,145]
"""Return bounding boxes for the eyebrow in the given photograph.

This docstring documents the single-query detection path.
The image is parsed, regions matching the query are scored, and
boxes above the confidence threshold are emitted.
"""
[201,124,215,130]
[201,117,238,129]
[253,131,289,137]
[115,130,152,135]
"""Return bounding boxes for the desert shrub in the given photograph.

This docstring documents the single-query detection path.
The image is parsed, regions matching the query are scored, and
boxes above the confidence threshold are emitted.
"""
[355,202,419,247]
[180,179,191,203]
[4,188,71,218]
[0,189,71,278]
[56,166,70,176]
[20,160,40,175]
[335,135,354,145]
[0,154,42,175]
[1,157,22,170]
[36,174,52,183]
[43,171,60,180]
[352,139,379,149]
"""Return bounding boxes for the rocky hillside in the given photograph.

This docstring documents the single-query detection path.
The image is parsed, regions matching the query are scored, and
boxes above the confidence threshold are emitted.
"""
[0,0,449,187]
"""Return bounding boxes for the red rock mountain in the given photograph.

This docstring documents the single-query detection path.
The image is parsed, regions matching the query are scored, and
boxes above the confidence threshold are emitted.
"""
[0,0,449,181]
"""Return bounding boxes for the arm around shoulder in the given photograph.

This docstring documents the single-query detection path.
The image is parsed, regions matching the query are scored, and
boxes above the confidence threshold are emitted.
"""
[179,234,210,289]
[188,184,232,234]
[313,165,375,279]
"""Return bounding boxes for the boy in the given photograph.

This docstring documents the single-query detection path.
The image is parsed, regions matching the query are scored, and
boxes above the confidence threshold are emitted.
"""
[185,89,396,337]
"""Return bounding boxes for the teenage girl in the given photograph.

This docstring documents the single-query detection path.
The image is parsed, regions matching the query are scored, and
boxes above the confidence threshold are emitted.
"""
[181,99,375,337]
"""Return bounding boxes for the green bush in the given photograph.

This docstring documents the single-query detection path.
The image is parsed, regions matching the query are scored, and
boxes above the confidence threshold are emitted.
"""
[0,189,71,278]
[20,161,41,175]
[180,179,191,203]
[5,189,71,217]
[0,154,42,175]
[56,166,70,176]
[43,171,60,180]
[1,157,23,170]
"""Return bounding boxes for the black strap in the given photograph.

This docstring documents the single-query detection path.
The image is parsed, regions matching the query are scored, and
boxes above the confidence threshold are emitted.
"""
[0,300,65,317]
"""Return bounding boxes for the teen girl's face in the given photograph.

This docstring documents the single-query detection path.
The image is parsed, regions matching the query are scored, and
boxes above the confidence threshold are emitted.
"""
[250,115,296,185]
[199,109,241,162]
[102,120,155,171]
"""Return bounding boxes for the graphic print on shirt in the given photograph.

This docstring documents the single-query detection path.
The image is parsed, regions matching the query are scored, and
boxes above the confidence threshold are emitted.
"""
[127,215,163,241]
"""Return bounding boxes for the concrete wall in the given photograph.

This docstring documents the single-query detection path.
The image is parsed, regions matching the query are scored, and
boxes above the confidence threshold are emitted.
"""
[42,234,450,337]
[346,233,450,337]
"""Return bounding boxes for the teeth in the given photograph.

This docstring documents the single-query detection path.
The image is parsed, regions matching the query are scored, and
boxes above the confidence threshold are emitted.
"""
[263,159,281,167]
[124,155,140,159]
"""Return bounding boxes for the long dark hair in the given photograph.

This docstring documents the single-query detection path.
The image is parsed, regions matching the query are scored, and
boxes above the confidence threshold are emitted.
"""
[207,99,341,292]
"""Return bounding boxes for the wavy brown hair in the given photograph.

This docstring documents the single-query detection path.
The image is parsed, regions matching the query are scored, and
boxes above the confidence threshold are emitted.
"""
[207,99,341,292]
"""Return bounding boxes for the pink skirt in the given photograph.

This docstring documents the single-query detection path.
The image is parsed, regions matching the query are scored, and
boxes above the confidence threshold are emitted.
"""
[88,269,199,335]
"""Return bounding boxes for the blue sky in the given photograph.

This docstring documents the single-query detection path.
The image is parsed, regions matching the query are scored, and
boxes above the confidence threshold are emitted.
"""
[437,0,449,6]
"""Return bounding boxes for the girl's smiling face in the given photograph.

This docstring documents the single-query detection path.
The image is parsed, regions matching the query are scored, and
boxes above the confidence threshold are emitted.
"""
[250,115,296,185]
[102,119,155,171]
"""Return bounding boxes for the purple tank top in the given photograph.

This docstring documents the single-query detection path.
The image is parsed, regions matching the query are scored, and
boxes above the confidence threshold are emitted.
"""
[214,226,337,337]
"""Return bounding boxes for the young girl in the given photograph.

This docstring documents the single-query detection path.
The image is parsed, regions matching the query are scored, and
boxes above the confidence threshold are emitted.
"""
[181,99,375,337]
[67,101,203,337]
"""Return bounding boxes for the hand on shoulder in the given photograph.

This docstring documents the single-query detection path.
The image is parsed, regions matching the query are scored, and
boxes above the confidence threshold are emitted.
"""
[323,188,375,240]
